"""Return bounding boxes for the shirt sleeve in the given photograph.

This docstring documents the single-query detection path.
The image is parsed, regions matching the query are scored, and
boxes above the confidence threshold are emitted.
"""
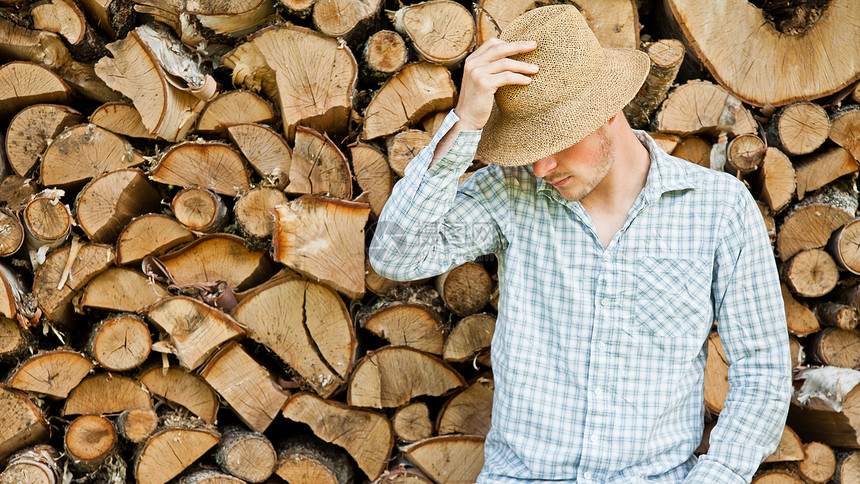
[368,110,508,282]
[684,186,793,484]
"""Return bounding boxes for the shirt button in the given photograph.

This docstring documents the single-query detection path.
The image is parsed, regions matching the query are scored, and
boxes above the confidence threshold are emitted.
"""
[594,387,602,396]
[597,342,606,350]
[590,434,599,443]
[600,297,609,307]
[583,472,592,480]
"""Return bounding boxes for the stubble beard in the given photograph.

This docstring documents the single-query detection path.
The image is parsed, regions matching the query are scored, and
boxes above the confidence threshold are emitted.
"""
[557,131,614,202]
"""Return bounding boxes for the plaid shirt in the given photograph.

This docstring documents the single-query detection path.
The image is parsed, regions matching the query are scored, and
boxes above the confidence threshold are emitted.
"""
[369,111,792,484]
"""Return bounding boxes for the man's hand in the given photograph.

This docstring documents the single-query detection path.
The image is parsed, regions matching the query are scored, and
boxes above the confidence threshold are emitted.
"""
[454,38,539,131]
[429,39,538,167]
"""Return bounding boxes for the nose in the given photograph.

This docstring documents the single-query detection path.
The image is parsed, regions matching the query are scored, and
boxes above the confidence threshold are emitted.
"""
[532,156,557,179]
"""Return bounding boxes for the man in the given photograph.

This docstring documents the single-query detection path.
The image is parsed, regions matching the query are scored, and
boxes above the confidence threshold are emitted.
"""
[369,5,791,483]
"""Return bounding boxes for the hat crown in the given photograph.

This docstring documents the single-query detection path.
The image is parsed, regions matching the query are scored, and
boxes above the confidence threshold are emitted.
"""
[496,5,603,115]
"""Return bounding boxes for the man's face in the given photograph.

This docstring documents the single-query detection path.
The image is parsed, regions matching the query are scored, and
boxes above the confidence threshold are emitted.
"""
[530,126,613,202]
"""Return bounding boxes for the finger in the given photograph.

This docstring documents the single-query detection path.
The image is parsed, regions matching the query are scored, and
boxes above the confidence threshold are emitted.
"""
[479,40,538,62]
[485,71,534,89]
[480,58,539,76]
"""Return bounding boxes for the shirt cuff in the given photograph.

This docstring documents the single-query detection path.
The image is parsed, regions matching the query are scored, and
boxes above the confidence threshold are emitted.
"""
[683,456,746,484]
[404,110,483,179]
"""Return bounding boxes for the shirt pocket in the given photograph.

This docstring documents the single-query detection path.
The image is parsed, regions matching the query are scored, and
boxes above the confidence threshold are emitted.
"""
[634,256,712,338]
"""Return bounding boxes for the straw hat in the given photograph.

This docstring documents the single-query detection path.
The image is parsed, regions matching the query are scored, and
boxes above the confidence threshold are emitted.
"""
[475,5,650,167]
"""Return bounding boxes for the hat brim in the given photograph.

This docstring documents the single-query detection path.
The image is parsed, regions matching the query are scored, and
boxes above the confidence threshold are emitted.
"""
[476,47,650,167]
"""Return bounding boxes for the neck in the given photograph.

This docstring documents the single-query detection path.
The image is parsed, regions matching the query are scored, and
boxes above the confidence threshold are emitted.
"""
[580,126,651,214]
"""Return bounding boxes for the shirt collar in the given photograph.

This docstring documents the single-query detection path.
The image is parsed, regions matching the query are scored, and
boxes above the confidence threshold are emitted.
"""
[533,130,699,205]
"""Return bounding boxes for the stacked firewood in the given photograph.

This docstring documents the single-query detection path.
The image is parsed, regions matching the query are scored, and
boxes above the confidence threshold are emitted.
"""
[0,0,859,482]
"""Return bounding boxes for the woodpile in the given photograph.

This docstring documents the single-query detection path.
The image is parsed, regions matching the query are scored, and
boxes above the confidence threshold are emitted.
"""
[0,0,857,483]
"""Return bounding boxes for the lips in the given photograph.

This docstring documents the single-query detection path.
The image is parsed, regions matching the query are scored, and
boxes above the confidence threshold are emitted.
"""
[549,176,570,187]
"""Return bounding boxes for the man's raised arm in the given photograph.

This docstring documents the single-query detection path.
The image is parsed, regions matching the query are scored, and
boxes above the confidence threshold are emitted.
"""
[368,39,538,282]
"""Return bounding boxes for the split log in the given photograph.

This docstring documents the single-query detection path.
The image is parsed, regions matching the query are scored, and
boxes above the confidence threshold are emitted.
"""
[226,123,291,188]
[362,30,408,84]
[64,414,117,473]
[272,196,370,299]
[443,313,495,363]
[474,0,533,46]
[79,267,168,312]
[0,385,50,461]
[0,62,71,120]
[387,130,432,178]
[0,445,60,484]
[312,0,382,43]
[365,258,402,296]
[41,124,143,190]
[0,18,118,103]
[836,451,860,484]
[196,90,276,134]
[656,80,756,137]
[810,328,860,369]
[30,0,107,61]
[797,441,835,483]
[250,24,357,142]
[275,434,355,484]
[62,373,152,416]
[436,262,492,317]
[231,277,356,397]
[150,142,251,197]
[360,303,444,355]
[76,168,162,243]
[399,435,484,484]
[134,0,275,47]
[789,367,860,448]
[777,181,858,261]
[0,317,30,362]
[753,147,796,213]
[0,176,37,213]
[762,426,804,463]
[281,392,394,481]
[155,234,277,291]
[393,403,433,443]
[199,341,290,432]
[7,349,94,399]
[624,39,684,129]
[350,142,394,219]
[76,0,135,39]
[436,376,493,437]
[789,334,805,368]
[171,187,229,233]
[794,147,858,200]
[725,133,766,175]
[234,187,286,238]
[0,264,28,325]
[147,296,245,370]
[177,469,244,484]
[704,332,729,414]
[659,0,860,106]
[134,423,220,484]
[94,23,211,142]
[87,314,151,371]
[422,112,449,138]
[375,464,434,484]
[752,472,803,484]
[279,0,313,18]
[766,101,831,156]
[363,62,456,141]
[89,102,157,139]
[5,104,82,176]
[22,190,72,268]
[347,346,465,409]
[137,366,219,424]
[670,136,711,168]
[0,209,23,258]
[285,127,352,199]
[830,218,860,275]
[214,427,276,483]
[813,302,858,331]
[782,249,839,298]
[829,105,860,161]
[221,39,279,102]
[116,214,194,266]
[563,0,640,49]
[32,241,114,328]
[393,1,474,68]
[116,407,158,443]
